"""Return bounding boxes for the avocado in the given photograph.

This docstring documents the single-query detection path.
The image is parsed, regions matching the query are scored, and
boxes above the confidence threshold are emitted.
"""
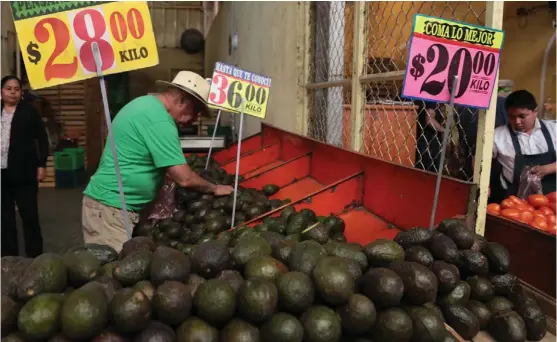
[113,249,153,286]
[424,302,446,322]
[438,280,471,307]
[459,250,489,276]
[276,271,315,314]
[323,215,345,235]
[191,240,230,278]
[360,268,404,309]
[151,246,191,286]
[93,275,122,302]
[270,199,284,210]
[134,321,175,342]
[2,258,32,298]
[237,278,278,323]
[390,261,438,305]
[324,242,368,271]
[337,294,376,334]
[302,222,330,244]
[442,305,480,340]
[259,231,285,251]
[133,280,155,301]
[466,300,492,329]
[64,249,102,286]
[48,333,73,342]
[427,234,459,264]
[244,256,288,281]
[405,306,446,342]
[101,261,119,278]
[69,243,118,265]
[313,257,355,306]
[163,221,183,239]
[286,213,307,235]
[301,306,342,342]
[481,242,510,274]
[152,281,192,326]
[437,218,465,233]
[371,307,413,342]
[431,261,460,294]
[197,232,216,244]
[363,239,405,267]
[220,318,260,342]
[404,245,434,268]
[61,282,108,340]
[490,273,518,295]
[262,184,280,196]
[260,313,303,342]
[232,235,272,269]
[486,296,515,315]
[119,237,156,259]
[488,311,527,342]
[443,222,474,249]
[288,241,327,275]
[215,270,244,293]
[194,279,236,326]
[2,295,20,336]
[176,317,218,342]
[440,331,459,342]
[217,231,233,245]
[17,293,64,340]
[329,234,347,243]
[394,227,433,249]
[17,253,67,300]
[92,330,128,342]
[186,274,206,297]
[509,287,547,341]
[1,333,26,342]
[467,276,494,301]
[109,288,151,333]
[470,233,488,253]
[280,206,296,224]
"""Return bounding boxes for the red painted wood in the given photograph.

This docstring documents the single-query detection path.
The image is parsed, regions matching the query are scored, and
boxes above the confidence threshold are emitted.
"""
[221,143,280,175]
[241,154,311,190]
[213,134,263,164]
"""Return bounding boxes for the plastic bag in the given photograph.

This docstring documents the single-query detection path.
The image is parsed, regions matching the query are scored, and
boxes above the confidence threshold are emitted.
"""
[148,175,177,220]
[517,165,543,199]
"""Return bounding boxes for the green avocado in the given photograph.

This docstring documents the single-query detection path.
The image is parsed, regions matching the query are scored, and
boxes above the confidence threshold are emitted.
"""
[363,239,405,267]
[276,271,315,314]
[150,246,191,285]
[17,293,64,340]
[442,305,480,340]
[337,294,377,335]
[113,249,153,286]
[17,254,67,300]
[220,318,260,342]
[260,313,303,342]
[244,256,288,281]
[109,288,151,334]
[371,307,413,342]
[360,268,404,309]
[61,282,108,340]
[176,317,218,342]
[301,306,342,342]
[191,240,231,278]
[194,279,236,327]
[152,281,192,326]
[64,250,102,287]
[237,278,278,324]
[313,257,355,306]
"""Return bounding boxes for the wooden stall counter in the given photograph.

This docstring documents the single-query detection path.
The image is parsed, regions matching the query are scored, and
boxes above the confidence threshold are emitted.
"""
[342,103,418,168]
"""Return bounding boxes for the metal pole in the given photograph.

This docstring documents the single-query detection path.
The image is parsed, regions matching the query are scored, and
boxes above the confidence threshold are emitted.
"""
[429,75,459,230]
[92,42,132,239]
[205,109,222,170]
[230,100,245,228]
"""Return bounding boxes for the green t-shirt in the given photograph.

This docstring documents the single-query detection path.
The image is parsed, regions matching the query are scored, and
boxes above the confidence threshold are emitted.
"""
[84,95,185,211]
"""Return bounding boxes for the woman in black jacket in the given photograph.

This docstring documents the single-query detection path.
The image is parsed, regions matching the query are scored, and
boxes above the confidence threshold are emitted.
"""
[1,75,49,257]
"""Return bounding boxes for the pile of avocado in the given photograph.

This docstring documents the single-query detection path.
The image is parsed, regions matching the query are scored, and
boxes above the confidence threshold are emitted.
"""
[1,214,547,342]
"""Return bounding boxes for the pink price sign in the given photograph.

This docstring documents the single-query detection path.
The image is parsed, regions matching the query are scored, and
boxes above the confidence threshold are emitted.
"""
[402,15,505,109]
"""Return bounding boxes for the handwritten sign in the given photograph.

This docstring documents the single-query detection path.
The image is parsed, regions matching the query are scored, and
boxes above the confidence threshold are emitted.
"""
[10,1,159,89]
[402,14,505,109]
[208,62,271,119]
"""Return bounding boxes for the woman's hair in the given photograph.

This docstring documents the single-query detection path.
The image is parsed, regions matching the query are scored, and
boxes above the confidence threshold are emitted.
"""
[1,75,22,89]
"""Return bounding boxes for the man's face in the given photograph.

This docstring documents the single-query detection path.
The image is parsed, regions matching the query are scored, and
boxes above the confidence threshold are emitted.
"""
[508,107,537,133]
[170,92,200,127]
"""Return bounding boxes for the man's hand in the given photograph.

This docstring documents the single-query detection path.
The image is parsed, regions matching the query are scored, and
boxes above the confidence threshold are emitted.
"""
[37,167,46,182]
[214,184,234,196]
[530,164,553,179]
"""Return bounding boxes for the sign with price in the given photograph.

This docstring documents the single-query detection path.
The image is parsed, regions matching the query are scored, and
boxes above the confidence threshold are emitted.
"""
[10,1,159,90]
[402,14,505,109]
[208,62,271,119]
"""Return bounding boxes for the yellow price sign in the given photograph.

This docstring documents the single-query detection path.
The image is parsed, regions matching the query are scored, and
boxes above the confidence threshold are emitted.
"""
[10,1,159,90]
[208,62,271,119]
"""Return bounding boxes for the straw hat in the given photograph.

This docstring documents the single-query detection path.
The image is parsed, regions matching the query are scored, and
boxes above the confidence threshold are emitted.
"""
[156,71,211,117]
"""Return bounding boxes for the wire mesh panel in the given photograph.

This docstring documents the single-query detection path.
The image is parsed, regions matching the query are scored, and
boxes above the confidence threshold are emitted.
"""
[307,2,354,146]
[361,1,486,181]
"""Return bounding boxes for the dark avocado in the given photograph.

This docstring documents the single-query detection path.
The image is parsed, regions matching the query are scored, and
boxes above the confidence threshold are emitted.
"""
[389,261,438,305]
[363,239,405,267]
[481,242,511,274]
[490,273,519,295]
[488,311,527,342]
[191,240,231,278]
[442,305,480,340]
[337,294,377,335]
[394,227,433,249]
[371,307,413,342]
[150,246,191,285]
[276,271,315,314]
[152,281,192,326]
[194,279,236,327]
[467,276,494,301]
[466,300,492,329]
[260,313,303,342]
[431,261,460,294]
[313,257,355,306]
[109,288,151,334]
[237,278,278,324]
[220,318,260,342]
[438,280,471,307]
[405,305,446,342]
[427,234,459,264]
[360,268,404,309]
[404,245,434,268]
[301,306,342,342]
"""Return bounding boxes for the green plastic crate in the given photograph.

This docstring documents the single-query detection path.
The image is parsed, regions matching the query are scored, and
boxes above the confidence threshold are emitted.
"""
[54,147,85,170]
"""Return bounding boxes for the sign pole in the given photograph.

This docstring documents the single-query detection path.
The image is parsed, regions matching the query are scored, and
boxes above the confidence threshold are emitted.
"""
[92,42,132,239]
[205,109,222,170]
[230,100,246,228]
[429,75,459,230]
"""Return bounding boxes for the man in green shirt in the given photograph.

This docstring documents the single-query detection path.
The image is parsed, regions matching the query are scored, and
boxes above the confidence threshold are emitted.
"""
[82,71,233,251]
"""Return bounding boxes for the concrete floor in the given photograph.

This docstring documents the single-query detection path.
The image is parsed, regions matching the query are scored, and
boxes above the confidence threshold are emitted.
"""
[16,187,84,256]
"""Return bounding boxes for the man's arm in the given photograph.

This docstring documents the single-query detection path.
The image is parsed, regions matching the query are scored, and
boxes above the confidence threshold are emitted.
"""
[167,164,216,193]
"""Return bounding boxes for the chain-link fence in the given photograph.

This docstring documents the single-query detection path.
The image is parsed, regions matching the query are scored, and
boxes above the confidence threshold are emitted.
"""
[306,1,487,182]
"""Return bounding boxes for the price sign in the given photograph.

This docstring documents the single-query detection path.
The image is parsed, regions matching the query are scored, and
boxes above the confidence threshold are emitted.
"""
[208,62,271,119]
[402,14,505,109]
[10,1,159,90]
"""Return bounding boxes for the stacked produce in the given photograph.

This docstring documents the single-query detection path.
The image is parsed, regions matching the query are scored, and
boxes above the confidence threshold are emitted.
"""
[487,192,556,234]
[2,203,548,342]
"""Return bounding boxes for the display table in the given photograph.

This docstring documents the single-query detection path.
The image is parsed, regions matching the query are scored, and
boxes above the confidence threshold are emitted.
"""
[342,104,418,167]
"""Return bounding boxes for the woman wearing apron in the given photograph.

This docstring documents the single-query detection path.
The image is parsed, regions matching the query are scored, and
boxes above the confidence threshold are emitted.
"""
[491,90,556,203]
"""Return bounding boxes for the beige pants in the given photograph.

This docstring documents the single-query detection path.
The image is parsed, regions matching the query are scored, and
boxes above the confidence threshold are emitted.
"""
[82,196,139,253]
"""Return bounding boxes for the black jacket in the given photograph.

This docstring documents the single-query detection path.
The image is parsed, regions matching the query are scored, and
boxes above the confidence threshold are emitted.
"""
[2,100,49,183]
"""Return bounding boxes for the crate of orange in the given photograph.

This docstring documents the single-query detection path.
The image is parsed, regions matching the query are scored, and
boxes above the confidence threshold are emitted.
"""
[485,192,556,298]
